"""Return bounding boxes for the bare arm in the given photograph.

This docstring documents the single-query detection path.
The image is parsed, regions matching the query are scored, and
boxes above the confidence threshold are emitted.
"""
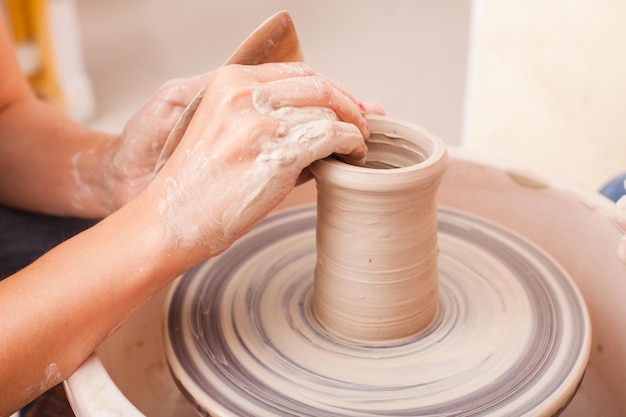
[0,58,372,415]
[0,17,114,216]
[0,15,211,218]
[0,194,171,414]
[0,97,117,216]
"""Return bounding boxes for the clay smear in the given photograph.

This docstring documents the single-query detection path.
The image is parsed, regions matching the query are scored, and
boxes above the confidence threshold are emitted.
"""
[70,150,97,213]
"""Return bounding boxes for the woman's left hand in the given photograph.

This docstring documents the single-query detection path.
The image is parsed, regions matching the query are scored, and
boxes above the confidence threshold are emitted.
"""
[102,72,212,211]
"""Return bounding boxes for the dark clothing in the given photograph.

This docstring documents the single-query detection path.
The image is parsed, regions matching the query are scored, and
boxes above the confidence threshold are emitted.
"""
[0,205,97,279]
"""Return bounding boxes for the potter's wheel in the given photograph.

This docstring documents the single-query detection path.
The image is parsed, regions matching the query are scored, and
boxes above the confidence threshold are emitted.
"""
[164,204,590,416]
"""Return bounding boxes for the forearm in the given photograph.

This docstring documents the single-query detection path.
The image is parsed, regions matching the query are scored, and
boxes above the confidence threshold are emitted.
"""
[0,60,377,416]
[0,195,181,415]
[0,97,118,217]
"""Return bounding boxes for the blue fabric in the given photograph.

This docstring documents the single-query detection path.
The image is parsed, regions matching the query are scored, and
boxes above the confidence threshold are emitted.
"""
[599,173,626,202]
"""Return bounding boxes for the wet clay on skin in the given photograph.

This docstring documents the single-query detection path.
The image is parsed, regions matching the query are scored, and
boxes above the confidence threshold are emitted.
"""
[156,71,365,254]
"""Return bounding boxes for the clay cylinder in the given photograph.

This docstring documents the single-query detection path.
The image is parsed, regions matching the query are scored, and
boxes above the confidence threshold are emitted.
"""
[310,116,448,345]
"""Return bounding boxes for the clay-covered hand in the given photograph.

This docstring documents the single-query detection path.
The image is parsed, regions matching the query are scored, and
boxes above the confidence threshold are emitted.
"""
[148,62,370,260]
[102,72,213,211]
[294,100,386,185]
[615,195,626,264]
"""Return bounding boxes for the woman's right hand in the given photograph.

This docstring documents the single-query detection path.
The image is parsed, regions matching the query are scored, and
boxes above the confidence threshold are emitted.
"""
[146,62,371,263]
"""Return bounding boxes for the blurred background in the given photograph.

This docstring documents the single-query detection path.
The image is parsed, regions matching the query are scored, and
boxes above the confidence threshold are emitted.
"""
[2,0,625,190]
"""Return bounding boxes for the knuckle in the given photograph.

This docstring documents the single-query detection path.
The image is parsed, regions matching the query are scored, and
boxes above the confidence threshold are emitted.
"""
[220,84,253,110]
[155,78,189,105]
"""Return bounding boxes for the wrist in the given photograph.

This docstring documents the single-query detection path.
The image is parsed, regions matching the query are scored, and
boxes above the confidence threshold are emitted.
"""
[96,191,182,291]
[96,133,126,215]
[137,174,242,277]
[128,183,213,277]
[66,131,124,218]
[82,132,154,218]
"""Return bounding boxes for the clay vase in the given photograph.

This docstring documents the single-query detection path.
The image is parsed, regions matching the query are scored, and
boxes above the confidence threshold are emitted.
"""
[309,115,449,345]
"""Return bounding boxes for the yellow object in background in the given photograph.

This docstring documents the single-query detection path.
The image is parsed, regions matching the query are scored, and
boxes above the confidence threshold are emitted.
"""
[5,0,64,110]
[2,0,95,122]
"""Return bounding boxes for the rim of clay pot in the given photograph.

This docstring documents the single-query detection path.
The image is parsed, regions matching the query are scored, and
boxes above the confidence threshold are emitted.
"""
[310,115,448,191]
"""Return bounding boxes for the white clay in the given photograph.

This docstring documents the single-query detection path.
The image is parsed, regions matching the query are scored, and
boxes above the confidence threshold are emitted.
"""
[24,363,62,401]
[70,151,96,212]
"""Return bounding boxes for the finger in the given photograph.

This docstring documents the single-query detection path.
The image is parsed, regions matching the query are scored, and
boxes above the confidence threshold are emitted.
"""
[305,120,367,166]
[158,72,213,107]
[295,122,366,186]
[260,107,365,171]
[256,76,370,137]
[231,62,317,83]
[360,101,386,116]
[238,63,363,112]
[295,167,314,186]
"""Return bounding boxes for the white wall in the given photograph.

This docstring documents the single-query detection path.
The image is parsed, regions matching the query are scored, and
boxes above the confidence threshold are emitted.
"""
[464,0,626,190]
[76,0,472,146]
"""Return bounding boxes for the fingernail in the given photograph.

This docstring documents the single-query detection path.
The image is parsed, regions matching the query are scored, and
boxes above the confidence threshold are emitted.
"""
[358,102,367,113]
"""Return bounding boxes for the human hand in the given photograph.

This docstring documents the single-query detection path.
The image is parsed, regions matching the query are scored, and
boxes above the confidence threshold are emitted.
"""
[149,62,370,259]
[102,72,212,211]
[293,100,386,186]
[615,195,626,264]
